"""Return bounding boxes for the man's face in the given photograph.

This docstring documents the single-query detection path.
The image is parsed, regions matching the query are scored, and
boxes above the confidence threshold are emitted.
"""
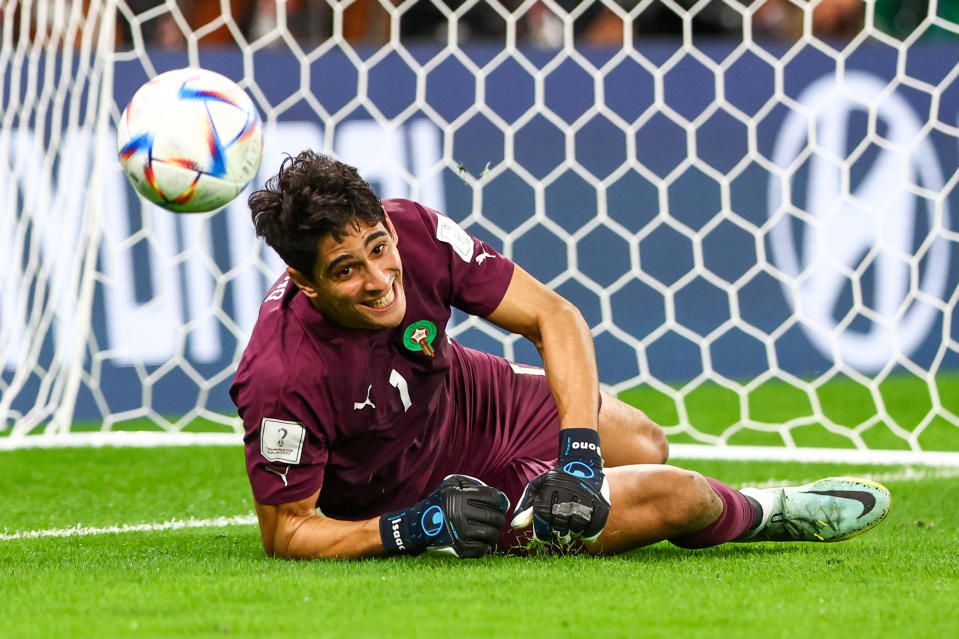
[292,218,406,330]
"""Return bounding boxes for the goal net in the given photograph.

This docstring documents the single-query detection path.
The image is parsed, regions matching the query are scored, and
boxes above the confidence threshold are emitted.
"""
[2,0,958,464]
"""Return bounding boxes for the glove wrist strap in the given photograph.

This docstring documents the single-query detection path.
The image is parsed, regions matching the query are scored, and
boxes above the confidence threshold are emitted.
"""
[558,428,602,464]
[380,506,430,555]
[557,428,604,487]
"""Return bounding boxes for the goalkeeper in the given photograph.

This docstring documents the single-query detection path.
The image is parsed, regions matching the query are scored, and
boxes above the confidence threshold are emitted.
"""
[231,151,890,559]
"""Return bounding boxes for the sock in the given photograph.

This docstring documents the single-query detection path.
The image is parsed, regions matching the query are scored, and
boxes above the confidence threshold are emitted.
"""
[744,494,764,529]
[669,478,761,549]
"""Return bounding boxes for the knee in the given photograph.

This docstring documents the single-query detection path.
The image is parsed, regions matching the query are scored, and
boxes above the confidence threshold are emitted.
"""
[598,396,669,465]
[626,413,669,464]
[644,416,669,464]
[656,468,722,532]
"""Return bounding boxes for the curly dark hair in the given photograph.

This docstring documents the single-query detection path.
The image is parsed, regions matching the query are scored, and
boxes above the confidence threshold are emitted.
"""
[248,150,385,279]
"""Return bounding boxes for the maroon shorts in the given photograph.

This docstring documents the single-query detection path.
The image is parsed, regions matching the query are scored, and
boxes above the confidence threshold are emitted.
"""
[440,345,561,552]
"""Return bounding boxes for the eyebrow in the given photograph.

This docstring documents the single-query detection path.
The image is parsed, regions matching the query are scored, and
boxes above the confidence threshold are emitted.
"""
[324,229,390,276]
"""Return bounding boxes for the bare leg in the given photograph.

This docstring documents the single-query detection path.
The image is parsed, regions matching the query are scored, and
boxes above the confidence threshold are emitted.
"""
[584,465,722,555]
[597,392,669,466]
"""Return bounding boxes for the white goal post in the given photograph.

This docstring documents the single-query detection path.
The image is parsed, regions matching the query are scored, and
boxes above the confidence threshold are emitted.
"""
[2,0,958,465]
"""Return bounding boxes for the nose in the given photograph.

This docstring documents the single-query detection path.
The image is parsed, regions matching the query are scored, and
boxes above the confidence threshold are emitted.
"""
[364,262,392,291]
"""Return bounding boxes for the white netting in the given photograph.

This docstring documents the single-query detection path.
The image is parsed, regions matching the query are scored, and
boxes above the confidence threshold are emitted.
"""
[2,0,958,463]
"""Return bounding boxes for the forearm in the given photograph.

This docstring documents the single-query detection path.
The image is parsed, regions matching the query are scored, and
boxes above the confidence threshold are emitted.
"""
[486,266,601,432]
[490,270,609,545]
[256,501,384,560]
[256,476,507,561]
[284,515,384,560]
[534,297,600,432]
[511,309,611,544]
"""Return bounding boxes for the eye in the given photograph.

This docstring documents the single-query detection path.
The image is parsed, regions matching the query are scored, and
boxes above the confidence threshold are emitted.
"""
[371,242,386,256]
[337,265,353,279]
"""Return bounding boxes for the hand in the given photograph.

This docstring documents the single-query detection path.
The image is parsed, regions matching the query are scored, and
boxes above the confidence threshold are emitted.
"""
[380,474,509,558]
[511,428,611,544]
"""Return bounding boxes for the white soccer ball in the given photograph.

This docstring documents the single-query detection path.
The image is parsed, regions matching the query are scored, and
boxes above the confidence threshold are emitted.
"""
[117,67,263,213]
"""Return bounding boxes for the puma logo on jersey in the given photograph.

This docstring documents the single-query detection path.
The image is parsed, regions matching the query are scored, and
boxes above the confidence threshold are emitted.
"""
[264,465,290,486]
[475,249,495,264]
[353,385,376,410]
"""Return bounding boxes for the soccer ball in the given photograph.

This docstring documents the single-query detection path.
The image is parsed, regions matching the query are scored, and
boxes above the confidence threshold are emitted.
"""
[117,67,263,213]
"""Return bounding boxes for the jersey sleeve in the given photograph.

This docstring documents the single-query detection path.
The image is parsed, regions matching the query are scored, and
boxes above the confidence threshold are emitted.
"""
[397,200,515,317]
[231,355,333,506]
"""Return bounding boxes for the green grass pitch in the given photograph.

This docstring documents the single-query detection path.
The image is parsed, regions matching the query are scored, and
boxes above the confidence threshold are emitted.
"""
[2,445,957,638]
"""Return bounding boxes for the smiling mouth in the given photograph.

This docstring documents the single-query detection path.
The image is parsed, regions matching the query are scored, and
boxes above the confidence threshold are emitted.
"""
[363,282,396,310]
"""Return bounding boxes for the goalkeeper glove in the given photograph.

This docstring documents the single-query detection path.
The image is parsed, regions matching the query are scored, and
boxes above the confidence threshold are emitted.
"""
[511,428,611,544]
[380,474,509,558]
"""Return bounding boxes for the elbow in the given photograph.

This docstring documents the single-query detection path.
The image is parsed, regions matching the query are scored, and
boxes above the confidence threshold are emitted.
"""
[264,535,301,560]
[255,502,297,559]
[268,544,294,560]
[267,521,304,559]
[527,294,588,350]
[555,295,589,333]
[255,495,328,559]
[259,527,283,559]
[261,531,285,558]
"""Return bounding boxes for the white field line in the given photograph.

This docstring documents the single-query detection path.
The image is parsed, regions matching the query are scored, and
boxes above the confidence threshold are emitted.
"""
[0,513,257,541]
[3,466,958,543]
[668,443,959,466]
[5,435,959,466]
[738,465,959,489]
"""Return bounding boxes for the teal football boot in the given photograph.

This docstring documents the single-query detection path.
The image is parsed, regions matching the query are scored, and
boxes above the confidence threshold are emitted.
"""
[737,477,891,542]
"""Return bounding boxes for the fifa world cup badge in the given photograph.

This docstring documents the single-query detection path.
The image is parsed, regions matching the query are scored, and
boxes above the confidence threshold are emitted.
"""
[403,320,437,357]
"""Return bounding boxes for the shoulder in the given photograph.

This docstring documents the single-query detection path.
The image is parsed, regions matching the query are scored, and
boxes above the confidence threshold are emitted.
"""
[382,198,440,236]
[232,298,331,416]
[384,198,477,265]
[232,334,339,455]
[233,343,324,417]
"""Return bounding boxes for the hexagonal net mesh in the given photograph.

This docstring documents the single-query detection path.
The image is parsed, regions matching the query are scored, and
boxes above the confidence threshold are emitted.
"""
[2,1,958,462]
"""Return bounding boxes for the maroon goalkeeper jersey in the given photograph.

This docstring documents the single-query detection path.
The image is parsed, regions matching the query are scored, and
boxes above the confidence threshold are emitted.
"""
[230,199,559,522]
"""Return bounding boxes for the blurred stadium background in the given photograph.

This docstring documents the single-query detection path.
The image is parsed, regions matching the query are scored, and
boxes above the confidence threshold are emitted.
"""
[2,0,958,465]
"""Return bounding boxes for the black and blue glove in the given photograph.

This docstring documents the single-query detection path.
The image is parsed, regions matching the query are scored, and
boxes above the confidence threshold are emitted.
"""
[380,474,509,558]
[511,428,611,544]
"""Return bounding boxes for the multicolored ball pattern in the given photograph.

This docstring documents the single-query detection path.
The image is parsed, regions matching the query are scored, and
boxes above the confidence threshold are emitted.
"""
[117,67,263,213]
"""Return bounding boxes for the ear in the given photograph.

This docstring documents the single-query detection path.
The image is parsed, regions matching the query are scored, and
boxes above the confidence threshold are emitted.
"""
[287,266,318,299]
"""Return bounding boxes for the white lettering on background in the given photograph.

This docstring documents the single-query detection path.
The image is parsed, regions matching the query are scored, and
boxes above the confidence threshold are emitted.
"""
[1,120,444,370]
[768,71,950,371]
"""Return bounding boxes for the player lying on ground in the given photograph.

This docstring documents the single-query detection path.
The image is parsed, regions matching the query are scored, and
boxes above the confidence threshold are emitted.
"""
[230,151,891,559]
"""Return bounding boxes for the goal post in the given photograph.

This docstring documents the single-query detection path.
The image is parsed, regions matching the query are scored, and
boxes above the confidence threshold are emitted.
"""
[0,0,117,437]
[2,0,958,465]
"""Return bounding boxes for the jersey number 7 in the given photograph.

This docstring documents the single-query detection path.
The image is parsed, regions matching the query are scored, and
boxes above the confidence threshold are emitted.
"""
[389,369,412,412]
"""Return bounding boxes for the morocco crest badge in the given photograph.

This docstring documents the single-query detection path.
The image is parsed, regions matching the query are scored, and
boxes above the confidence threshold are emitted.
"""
[403,320,438,357]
